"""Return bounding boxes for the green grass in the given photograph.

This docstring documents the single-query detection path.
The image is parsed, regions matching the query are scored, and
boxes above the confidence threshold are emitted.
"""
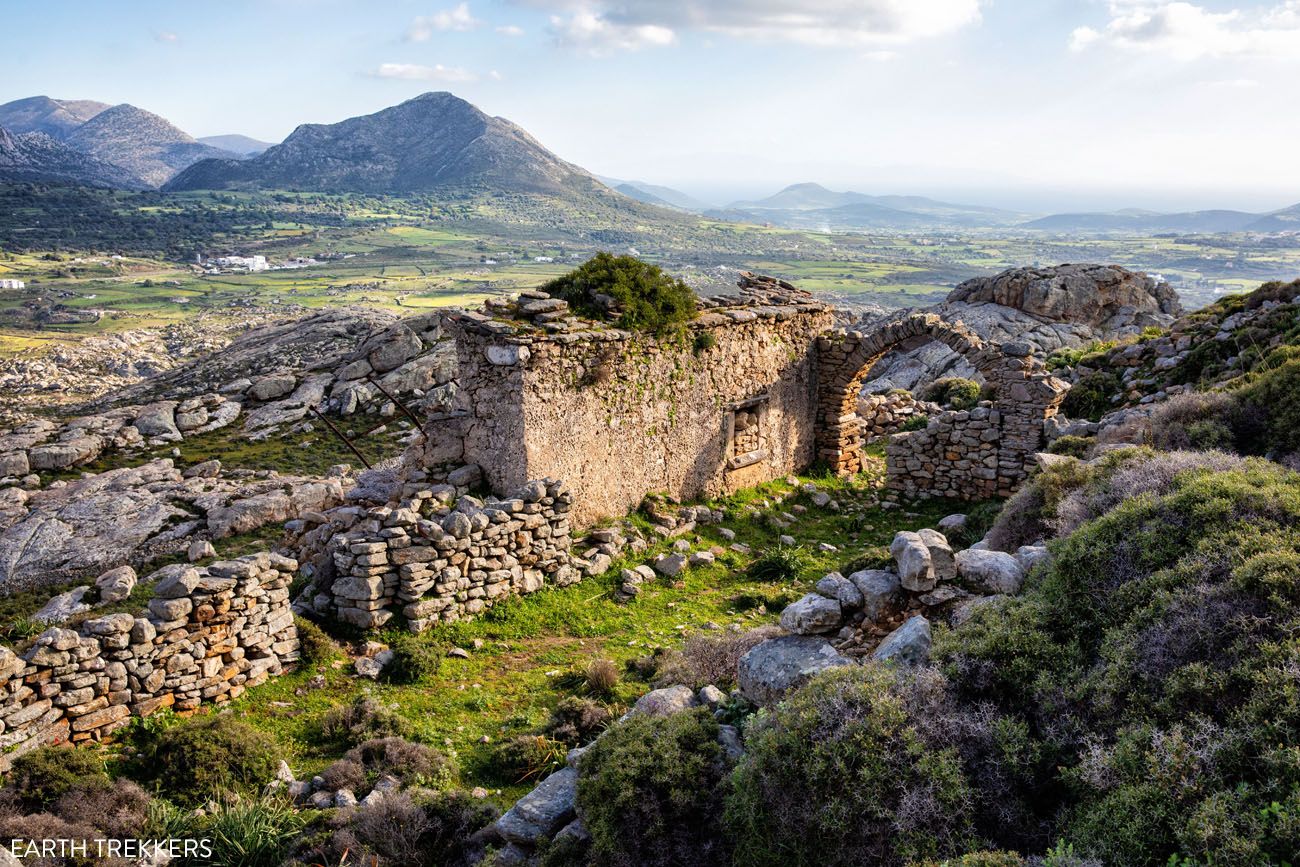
[164,458,971,806]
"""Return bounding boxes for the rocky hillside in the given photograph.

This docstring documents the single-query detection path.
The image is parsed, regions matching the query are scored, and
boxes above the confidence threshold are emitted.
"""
[0,95,109,139]
[63,103,235,188]
[166,92,627,200]
[859,263,1181,393]
[0,125,147,189]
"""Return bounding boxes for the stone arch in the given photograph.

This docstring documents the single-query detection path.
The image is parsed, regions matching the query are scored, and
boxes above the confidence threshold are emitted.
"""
[815,312,1069,498]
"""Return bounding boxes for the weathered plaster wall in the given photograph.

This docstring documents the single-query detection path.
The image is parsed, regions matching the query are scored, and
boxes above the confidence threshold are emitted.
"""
[420,304,833,527]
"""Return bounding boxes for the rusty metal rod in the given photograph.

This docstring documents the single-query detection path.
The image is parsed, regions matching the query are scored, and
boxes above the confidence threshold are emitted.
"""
[308,406,372,469]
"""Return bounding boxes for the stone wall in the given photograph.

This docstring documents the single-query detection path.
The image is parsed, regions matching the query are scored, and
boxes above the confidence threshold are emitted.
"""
[416,302,833,527]
[818,313,1070,498]
[0,553,299,770]
[856,391,941,442]
[295,473,579,630]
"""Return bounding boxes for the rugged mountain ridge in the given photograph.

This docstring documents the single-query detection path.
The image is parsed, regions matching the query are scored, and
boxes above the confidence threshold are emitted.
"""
[0,125,147,189]
[64,104,233,188]
[0,96,110,139]
[166,92,611,196]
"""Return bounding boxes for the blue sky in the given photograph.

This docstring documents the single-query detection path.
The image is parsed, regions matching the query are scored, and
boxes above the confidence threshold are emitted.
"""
[4,0,1300,210]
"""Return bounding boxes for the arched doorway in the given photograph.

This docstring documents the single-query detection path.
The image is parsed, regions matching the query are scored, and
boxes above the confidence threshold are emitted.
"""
[815,312,1069,498]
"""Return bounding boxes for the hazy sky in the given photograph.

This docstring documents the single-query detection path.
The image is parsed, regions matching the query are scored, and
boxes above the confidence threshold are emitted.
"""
[5,0,1300,210]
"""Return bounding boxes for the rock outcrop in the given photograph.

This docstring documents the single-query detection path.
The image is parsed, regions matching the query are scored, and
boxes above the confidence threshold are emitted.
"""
[859,264,1183,394]
[0,459,347,593]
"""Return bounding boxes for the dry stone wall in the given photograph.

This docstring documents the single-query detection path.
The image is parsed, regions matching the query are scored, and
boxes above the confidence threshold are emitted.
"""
[416,302,833,527]
[818,313,1069,498]
[856,391,942,442]
[295,473,578,630]
[0,553,299,770]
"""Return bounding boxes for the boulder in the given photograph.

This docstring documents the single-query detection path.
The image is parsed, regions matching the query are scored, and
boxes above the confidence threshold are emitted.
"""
[94,565,136,603]
[738,635,853,707]
[779,593,842,635]
[628,685,699,718]
[33,586,93,623]
[815,572,863,609]
[890,531,935,592]
[956,549,1026,595]
[368,325,423,374]
[248,374,297,402]
[848,569,901,623]
[937,513,968,535]
[872,615,932,665]
[1015,544,1051,573]
[495,767,578,845]
[917,528,957,582]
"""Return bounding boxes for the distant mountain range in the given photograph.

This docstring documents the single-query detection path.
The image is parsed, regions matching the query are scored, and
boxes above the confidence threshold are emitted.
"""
[2,92,1298,237]
[196,134,274,157]
[598,176,712,212]
[713,182,1032,229]
[1024,205,1300,234]
[0,95,239,188]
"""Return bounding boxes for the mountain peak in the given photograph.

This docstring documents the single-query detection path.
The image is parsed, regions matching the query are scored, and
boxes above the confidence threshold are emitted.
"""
[0,95,110,139]
[166,92,598,196]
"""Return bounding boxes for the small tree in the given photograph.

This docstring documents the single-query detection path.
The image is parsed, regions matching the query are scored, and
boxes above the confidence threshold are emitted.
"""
[542,253,697,335]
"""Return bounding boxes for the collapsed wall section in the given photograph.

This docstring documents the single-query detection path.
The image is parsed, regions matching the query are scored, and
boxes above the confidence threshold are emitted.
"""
[0,553,298,770]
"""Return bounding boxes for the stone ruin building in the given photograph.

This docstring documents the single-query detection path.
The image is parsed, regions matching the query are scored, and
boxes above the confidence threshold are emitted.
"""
[0,273,1072,762]
[412,275,1071,516]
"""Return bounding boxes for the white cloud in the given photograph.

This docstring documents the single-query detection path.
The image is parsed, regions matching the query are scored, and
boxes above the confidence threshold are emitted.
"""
[155,30,179,43]
[550,9,676,55]
[497,24,526,36]
[525,0,982,54]
[1070,1,1300,61]
[408,3,480,41]
[372,62,479,82]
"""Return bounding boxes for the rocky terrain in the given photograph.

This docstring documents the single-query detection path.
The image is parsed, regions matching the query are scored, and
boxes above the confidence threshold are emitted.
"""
[0,95,237,188]
[0,457,346,593]
[859,263,1182,392]
[0,124,146,190]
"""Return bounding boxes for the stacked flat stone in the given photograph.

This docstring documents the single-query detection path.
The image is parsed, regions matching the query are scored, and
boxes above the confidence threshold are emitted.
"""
[816,313,1069,499]
[856,391,942,442]
[0,553,299,771]
[300,473,577,632]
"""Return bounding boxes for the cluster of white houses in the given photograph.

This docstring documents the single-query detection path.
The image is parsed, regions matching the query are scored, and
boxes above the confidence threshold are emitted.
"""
[0,279,25,290]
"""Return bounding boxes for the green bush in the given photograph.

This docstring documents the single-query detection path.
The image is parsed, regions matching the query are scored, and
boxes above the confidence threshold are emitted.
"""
[304,790,498,867]
[900,414,930,432]
[746,545,814,582]
[140,715,282,806]
[293,615,338,666]
[319,695,416,746]
[340,736,452,791]
[489,734,567,784]
[545,696,613,746]
[1234,353,1300,456]
[382,634,442,684]
[187,795,307,867]
[935,456,1300,864]
[2,745,108,811]
[578,707,731,867]
[726,666,976,867]
[541,252,697,335]
[693,331,717,354]
[1062,371,1124,421]
[1046,435,1093,458]
[924,377,982,410]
